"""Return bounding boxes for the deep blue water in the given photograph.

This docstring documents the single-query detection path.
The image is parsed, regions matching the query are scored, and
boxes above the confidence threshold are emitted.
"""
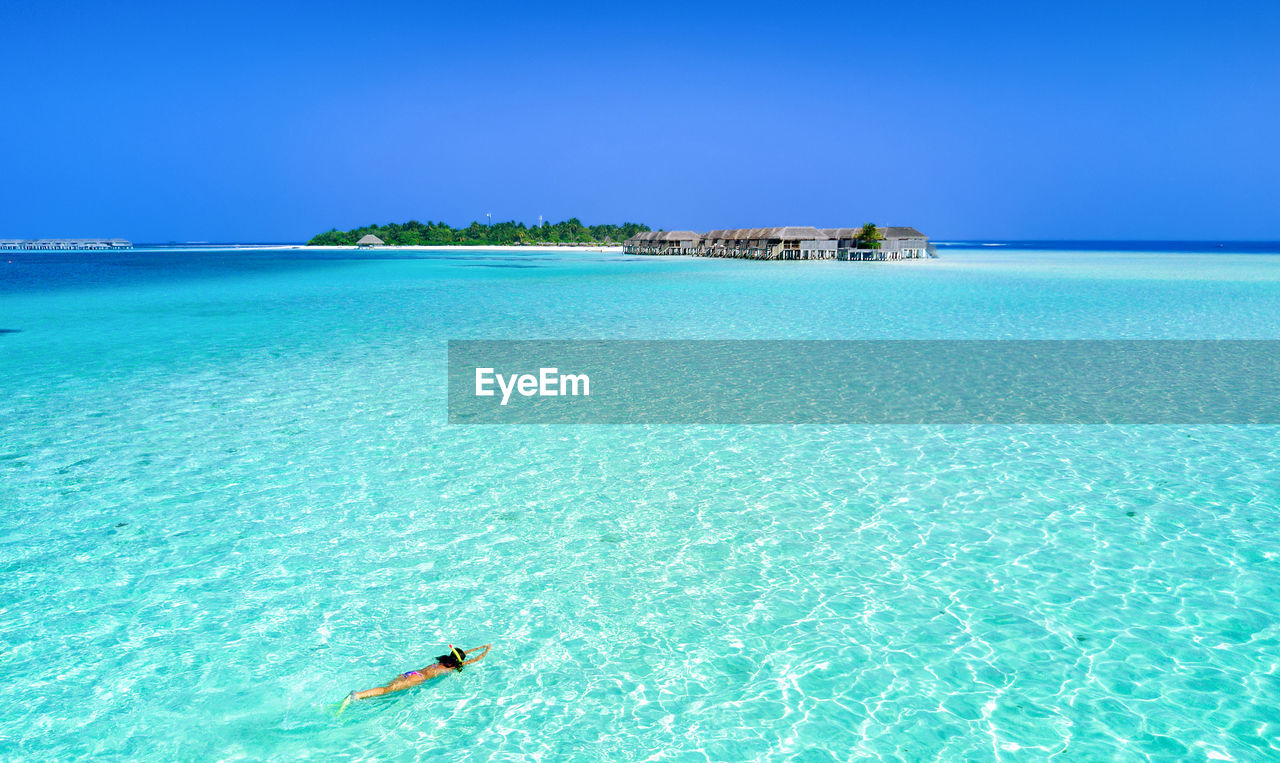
[934,240,1280,254]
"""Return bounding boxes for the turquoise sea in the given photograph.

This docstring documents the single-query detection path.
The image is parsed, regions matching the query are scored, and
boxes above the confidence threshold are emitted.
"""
[2,245,1278,760]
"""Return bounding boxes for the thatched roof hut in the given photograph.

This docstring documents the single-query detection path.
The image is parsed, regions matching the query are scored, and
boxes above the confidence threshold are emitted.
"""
[626,231,700,244]
[625,231,659,243]
[659,231,700,242]
[356,234,385,247]
[822,227,924,241]
[771,226,827,241]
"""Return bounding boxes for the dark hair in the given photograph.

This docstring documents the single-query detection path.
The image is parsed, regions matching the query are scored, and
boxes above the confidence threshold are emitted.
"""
[437,647,467,670]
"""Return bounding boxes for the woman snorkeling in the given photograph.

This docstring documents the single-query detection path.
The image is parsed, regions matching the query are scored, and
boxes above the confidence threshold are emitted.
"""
[341,644,491,709]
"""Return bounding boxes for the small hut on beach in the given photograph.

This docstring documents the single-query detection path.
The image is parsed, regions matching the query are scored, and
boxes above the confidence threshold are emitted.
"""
[356,234,385,248]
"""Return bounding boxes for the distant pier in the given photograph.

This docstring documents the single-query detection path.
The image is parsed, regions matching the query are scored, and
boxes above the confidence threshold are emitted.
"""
[624,227,935,261]
[0,238,133,251]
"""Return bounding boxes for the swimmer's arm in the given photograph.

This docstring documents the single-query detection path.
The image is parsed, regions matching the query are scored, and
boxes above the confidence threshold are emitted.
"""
[462,644,491,665]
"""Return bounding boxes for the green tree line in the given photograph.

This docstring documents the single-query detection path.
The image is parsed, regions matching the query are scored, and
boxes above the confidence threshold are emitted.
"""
[307,219,651,246]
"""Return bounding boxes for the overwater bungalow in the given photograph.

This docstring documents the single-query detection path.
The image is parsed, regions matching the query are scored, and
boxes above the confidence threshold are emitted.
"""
[624,226,933,261]
[0,238,132,250]
[625,231,701,254]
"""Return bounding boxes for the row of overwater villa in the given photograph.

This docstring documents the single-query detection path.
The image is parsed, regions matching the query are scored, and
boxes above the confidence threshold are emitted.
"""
[0,238,132,250]
[623,227,933,260]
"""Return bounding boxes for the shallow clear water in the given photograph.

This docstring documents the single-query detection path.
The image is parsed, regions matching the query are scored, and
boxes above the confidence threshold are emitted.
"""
[2,247,1278,759]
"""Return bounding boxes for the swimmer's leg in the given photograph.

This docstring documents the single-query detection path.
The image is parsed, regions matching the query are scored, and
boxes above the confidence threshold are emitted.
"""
[352,685,394,700]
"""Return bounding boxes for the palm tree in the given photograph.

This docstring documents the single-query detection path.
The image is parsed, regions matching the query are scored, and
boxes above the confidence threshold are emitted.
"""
[856,223,882,249]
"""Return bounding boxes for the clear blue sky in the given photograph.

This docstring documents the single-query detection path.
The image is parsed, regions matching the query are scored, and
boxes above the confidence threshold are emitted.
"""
[1,0,1277,241]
